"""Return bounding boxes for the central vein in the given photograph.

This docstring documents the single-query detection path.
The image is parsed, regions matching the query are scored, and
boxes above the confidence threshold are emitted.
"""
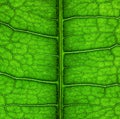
[58,0,64,119]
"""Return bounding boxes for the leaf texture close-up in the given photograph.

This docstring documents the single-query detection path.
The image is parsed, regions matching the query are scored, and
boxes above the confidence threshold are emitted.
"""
[0,0,120,119]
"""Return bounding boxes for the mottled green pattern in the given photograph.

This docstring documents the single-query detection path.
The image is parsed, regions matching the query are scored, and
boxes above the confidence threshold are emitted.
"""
[0,0,120,119]
[0,0,57,118]
[64,0,120,119]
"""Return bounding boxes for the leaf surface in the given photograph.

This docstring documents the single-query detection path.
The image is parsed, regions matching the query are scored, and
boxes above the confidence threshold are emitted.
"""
[0,0,120,119]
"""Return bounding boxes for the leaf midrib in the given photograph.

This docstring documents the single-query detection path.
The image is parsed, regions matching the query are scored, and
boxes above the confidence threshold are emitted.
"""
[58,0,64,119]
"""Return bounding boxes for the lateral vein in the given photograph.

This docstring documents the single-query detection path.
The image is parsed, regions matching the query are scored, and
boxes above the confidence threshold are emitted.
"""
[64,44,120,54]
[0,21,58,39]
[1,103,58,107]
[64,83,120,88]
[64,15,120,21]
[0,72,57,84]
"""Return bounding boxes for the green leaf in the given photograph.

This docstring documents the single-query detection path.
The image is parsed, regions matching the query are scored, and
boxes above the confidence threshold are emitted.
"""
[0,0,120,119]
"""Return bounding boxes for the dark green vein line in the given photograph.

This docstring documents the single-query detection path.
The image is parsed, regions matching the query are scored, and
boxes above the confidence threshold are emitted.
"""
[0,21,58,39]
[64,65,115,69]
[63,103,102,107]
[0,72,57,84]
[64,83,120,88]
[32,53,58,57]
[63,33,118,38]
[64,44,120,54]
[64,15,120,21]
[58,0,64,119]
[1,104,58,107]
